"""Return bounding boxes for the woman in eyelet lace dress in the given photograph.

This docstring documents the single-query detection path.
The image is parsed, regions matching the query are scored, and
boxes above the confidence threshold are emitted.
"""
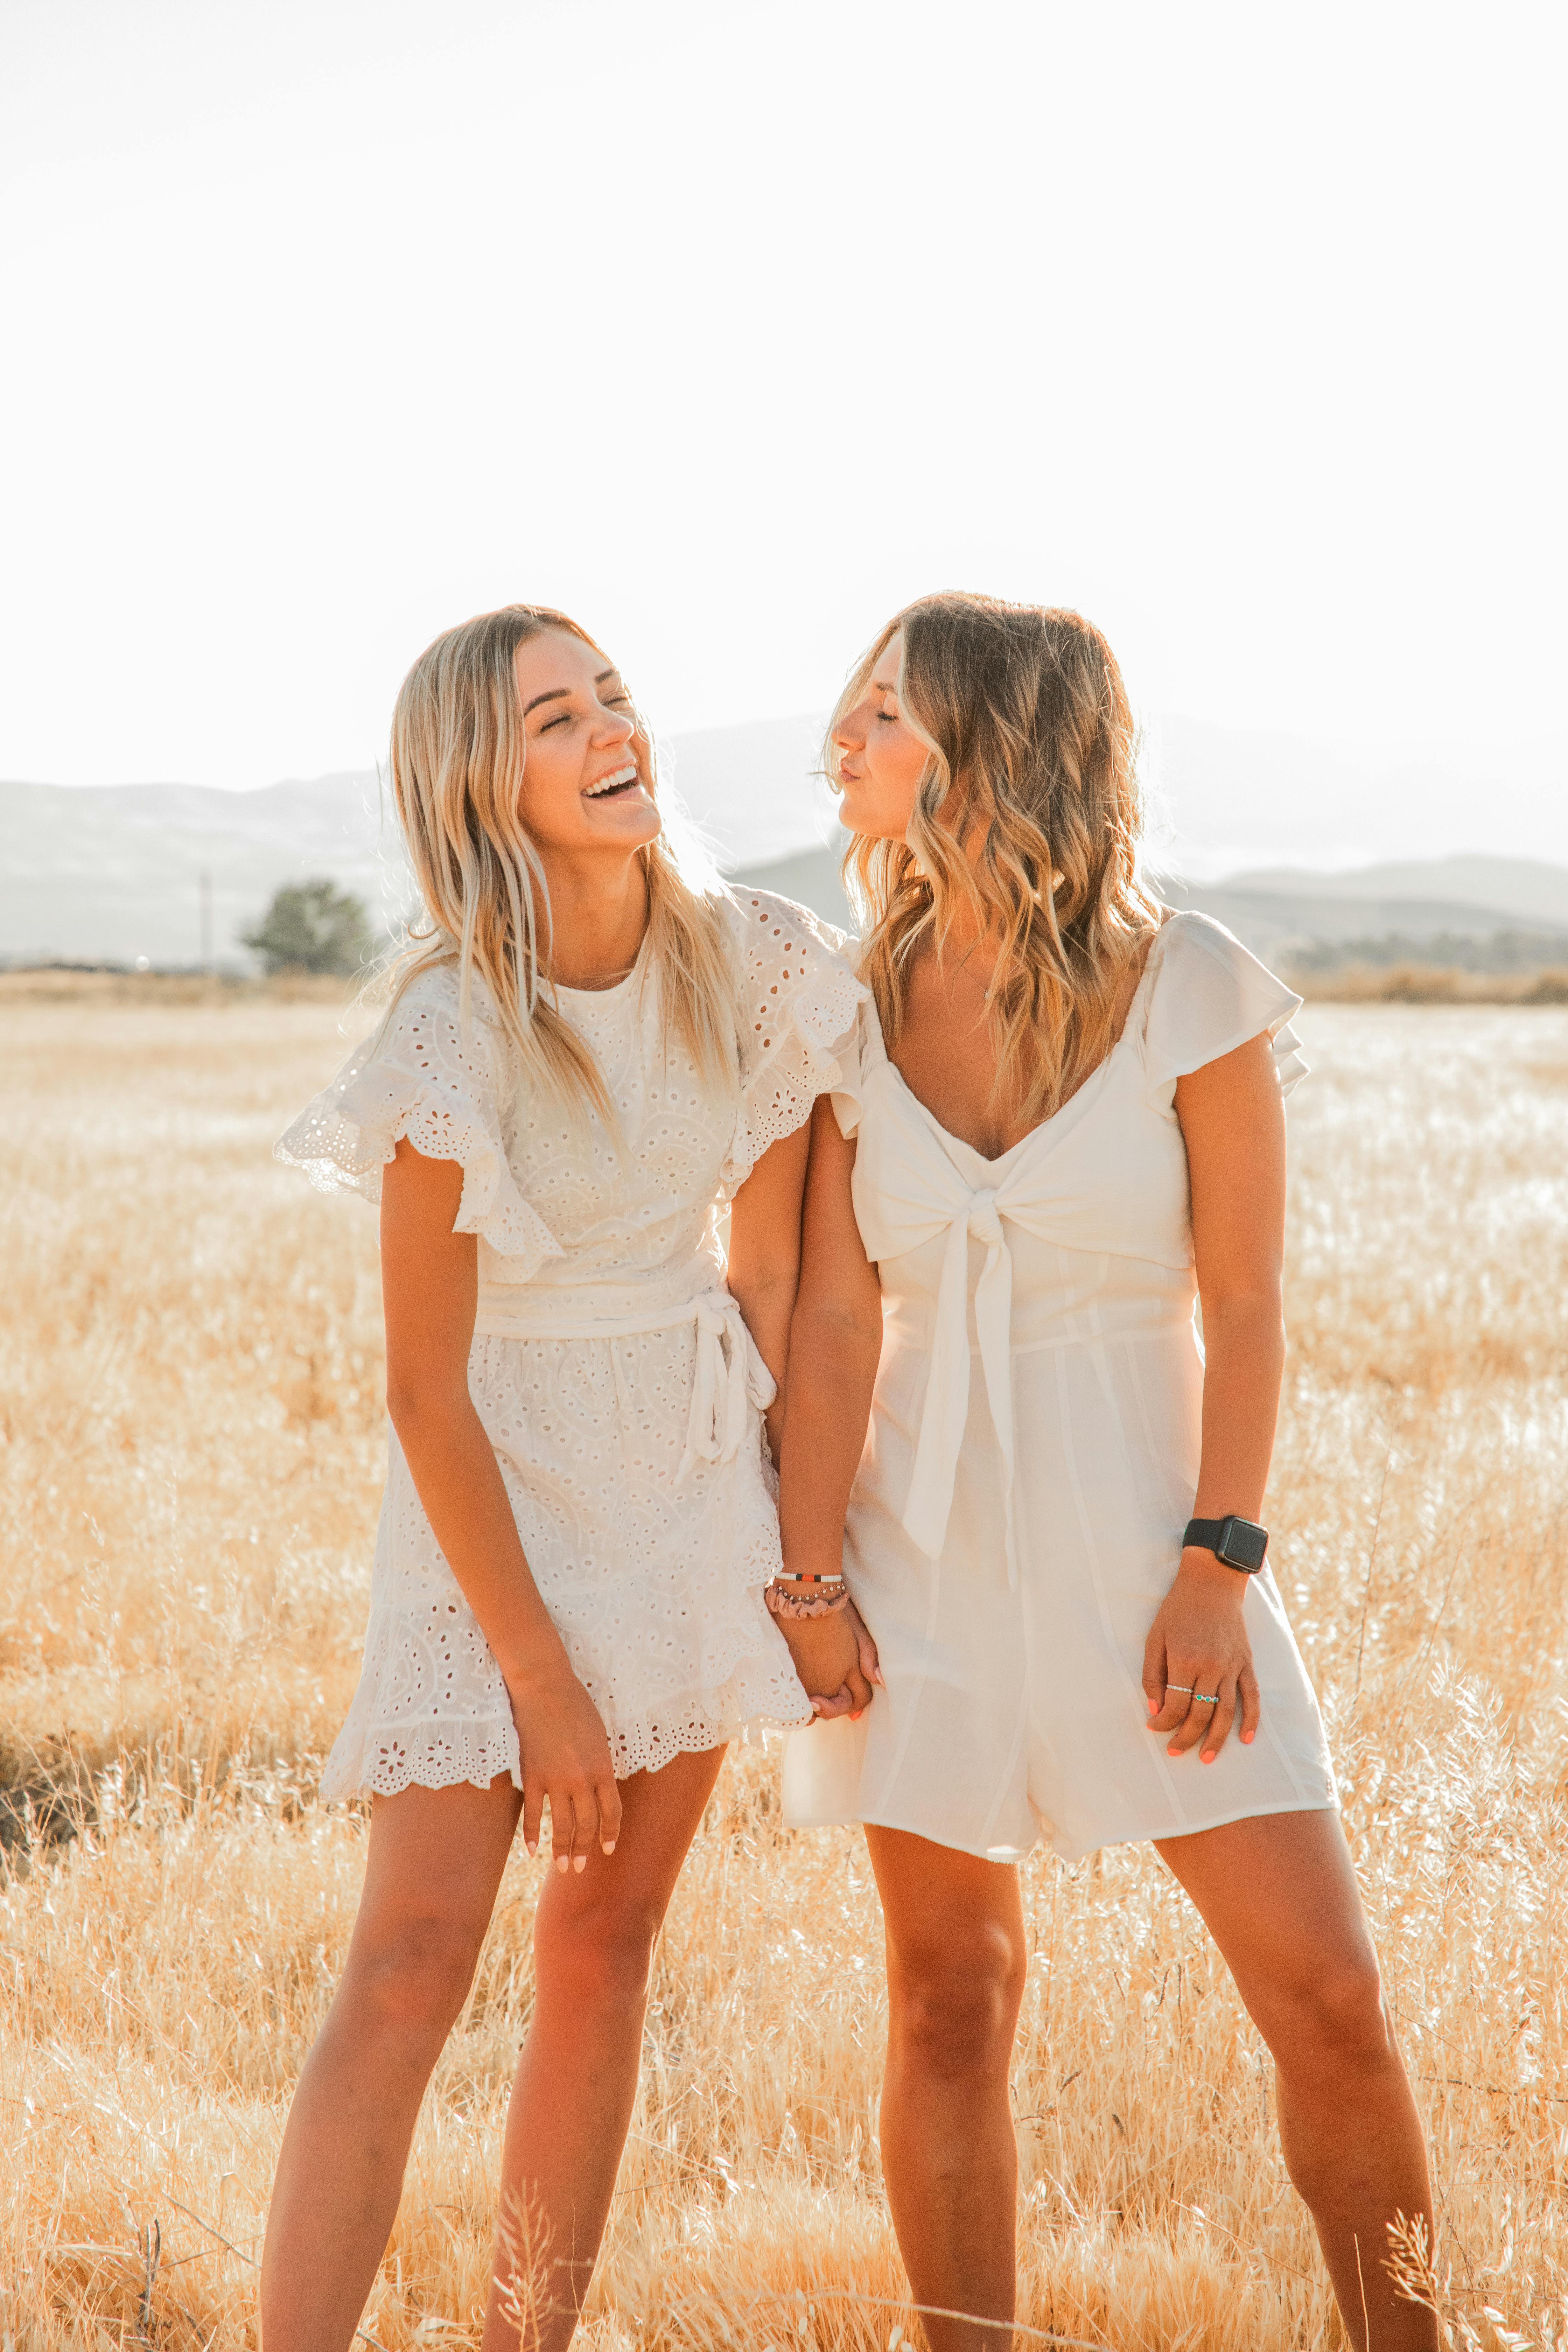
[258,605,864,2352]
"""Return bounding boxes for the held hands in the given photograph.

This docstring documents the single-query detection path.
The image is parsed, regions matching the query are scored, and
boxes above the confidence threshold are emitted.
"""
[1142,1548,1262,1765]
[780,1601,882,1723]
[503,1652,623,1872]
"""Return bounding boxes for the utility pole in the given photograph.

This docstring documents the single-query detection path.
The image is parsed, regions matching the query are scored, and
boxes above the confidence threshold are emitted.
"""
[200,868,214,974]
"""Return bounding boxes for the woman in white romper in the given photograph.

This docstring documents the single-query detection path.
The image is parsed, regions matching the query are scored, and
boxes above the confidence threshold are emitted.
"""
[259,606,862,2351]
[774,596,1435,2352]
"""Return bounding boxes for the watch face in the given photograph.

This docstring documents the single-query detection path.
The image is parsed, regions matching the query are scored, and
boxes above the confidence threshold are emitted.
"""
[1219,1517,1269,1572]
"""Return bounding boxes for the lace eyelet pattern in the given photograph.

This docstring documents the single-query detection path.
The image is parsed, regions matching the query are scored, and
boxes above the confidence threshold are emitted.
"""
[277,892,867,1798]
[721,898,867,1195]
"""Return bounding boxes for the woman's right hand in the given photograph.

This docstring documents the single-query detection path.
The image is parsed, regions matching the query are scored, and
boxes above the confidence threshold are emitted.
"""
[779,1601,882,1722]
[504,1658,623,1871]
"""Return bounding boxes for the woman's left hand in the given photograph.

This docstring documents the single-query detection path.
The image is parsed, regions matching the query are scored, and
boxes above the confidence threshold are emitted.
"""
[1142,1552,1262,1763]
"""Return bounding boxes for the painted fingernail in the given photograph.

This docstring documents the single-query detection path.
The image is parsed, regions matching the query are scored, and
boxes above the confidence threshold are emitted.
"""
[525,1840,538,1858]
[602,1840,616,1855]
[555,1856,568,1874]
[1242,1730,1255,1744]
[573,1855,586,1874]
[1202,1751,1215,1764]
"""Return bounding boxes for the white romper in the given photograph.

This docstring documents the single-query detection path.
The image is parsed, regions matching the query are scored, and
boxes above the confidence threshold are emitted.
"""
[782,912,1338,1864]
[278,889,864,1801]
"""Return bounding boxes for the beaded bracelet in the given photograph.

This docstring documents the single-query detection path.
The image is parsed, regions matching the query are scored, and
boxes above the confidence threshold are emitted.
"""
[765,1577,850,1619]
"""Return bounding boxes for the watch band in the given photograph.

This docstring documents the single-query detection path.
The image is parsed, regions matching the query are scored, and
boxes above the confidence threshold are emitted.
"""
[1183,1515,1269,1573]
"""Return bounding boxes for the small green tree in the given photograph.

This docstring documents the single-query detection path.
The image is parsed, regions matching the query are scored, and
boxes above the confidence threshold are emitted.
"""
[242,879,374,976]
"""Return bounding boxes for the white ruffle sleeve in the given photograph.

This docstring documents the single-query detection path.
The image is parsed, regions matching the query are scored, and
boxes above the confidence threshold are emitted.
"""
[1141,912,1308,1100]
[274,967,565,1283]
[719,887,868,1191]
[827,995,874,1141]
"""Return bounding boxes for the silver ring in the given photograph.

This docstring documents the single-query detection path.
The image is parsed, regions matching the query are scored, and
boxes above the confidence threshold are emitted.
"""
[1166,1684,1194,1694]
[1195,1690,1220,1706]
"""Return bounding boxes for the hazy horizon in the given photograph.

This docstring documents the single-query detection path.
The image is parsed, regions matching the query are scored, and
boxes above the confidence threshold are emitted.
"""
[13,702,1567,883]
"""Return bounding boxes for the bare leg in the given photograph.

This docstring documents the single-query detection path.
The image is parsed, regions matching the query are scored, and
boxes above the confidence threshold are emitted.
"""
[260,1775,523,2350]
[863,1826,1026,2352]
[483,1743,726,2352]
[1155,1808,1436,2352]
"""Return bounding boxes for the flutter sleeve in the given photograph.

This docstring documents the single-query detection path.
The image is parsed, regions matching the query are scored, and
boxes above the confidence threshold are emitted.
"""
[720,887,869,1191]
[826,996,875,1141]
[1140,912,1308,1100]
[273,967,564,1282]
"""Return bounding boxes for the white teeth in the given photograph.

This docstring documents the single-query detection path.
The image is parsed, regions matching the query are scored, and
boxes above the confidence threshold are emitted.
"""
[586,762,640,797]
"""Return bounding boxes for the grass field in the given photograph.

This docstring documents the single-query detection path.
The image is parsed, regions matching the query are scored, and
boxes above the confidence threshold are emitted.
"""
[2,981,1566,2350]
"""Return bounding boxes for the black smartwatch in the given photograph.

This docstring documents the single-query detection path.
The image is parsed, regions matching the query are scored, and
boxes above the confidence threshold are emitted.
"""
[1183,1515,1268,1573]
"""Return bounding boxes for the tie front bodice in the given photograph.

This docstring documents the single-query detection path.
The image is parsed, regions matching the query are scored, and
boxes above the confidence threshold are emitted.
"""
[847,1005,1202,1581]
[836,922,1310,1585]
[906,1173,1021,1581]
[850,1071,1132,1583]
[964,1188,1004,1247]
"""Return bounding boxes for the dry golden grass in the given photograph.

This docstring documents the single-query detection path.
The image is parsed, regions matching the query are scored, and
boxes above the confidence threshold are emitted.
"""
[2,993,1566,2350]
[1293,964,1568,1006]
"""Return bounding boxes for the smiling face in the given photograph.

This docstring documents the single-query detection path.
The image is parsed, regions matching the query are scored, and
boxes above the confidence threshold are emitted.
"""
[513,628,661,858]
[831,629,932,841]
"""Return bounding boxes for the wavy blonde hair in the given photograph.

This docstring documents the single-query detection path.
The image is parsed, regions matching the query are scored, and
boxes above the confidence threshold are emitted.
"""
[385,603,737,1120]
[832,592,1163,1127]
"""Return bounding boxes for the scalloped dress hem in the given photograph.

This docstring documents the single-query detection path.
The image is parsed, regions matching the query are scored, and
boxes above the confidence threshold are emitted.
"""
[321,1684,812,1804]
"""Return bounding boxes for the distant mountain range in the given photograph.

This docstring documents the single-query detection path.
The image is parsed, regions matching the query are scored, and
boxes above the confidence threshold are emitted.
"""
[1151,854,1568,972]
[728,844,1568,972]
[1144,717,1568,880]
[4,712,1566,973]
[0,773,400,970]
[1216,855,1568,924]
[0,716,838,969]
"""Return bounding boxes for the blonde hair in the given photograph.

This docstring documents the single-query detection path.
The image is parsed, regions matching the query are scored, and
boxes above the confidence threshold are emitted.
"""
[832,592,1162,1127]
[385,603,737,1120]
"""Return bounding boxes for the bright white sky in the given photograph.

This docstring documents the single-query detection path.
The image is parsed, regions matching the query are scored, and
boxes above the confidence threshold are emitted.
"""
[2,0,1563,832]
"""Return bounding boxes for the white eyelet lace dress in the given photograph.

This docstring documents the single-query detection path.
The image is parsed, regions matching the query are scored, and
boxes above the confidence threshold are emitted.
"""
[277,889,864,1801]
[782,912,1338,1864]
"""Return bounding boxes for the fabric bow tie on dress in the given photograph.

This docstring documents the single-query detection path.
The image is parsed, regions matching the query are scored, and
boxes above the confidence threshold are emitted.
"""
[476,1283,775,1490]
[898,1182,1021,1584]
[849,1071,1105,1588]
[676,1293,777,1485]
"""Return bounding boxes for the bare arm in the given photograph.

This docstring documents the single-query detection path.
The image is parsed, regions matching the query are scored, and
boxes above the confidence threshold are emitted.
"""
[1184,1035,1288,1525]
[775,1098,886,1716]
[380,1137,622,1867]
[779,1099,884,1568]
[725,1119,811,1462]
[1142,1031,1287,1763]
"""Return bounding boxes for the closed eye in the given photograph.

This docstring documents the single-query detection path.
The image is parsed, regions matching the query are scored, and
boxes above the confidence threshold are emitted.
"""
[538,691,631,732]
